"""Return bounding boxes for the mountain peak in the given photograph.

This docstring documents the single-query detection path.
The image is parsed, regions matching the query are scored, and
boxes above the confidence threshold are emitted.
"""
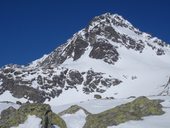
[28,12,169,69]
[101,13,132,26]
[87,13,138,33]
[91,13,128,24]
[0,12,170,105]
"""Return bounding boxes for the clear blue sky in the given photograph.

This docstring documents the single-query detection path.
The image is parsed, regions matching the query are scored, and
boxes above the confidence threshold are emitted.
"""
[0,0,170,67]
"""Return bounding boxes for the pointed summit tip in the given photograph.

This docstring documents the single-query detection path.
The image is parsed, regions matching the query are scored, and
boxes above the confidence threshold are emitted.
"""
[90,12,133,26]
[94,12,127,22]
[101,12,124,20]
[88,12,135,33]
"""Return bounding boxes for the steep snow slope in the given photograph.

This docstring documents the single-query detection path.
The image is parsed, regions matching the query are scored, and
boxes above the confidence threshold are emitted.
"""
[44,44,170,105]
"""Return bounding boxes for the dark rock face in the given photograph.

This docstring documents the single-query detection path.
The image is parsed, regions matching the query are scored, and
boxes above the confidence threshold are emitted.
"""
[94,94,102,99]
[56,37,89,62]
[83,70,121,94]
[104,26,120,40]
[52,74,66,88]
[38,37,89,68]
[67,70,84,86]
[83,96,165,128]
[121,35,145,52]
[59,105,91,116]
[72,38,89,60]
[157,48,165,55]
[0,106,16,119]
[37,75,43,85]
[38,43,67,67]
[0,67,121,103]
[89,41,119,64]
[0,73,46,103]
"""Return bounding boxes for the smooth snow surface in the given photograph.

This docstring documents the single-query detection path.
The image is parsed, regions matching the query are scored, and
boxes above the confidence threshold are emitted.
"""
[0,91,27,103]
[11,115,41,128]
[0,102,20,113]
[61,110,86,128]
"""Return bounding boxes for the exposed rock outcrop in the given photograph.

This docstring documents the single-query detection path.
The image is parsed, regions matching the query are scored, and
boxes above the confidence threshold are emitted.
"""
[59,105,91,116]
[0,103,67,128]
[0,68,121,102]
[83,96,164,128]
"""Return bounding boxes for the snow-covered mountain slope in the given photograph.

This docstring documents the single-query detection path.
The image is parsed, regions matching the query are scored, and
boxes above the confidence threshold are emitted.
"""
[0,13,170,105]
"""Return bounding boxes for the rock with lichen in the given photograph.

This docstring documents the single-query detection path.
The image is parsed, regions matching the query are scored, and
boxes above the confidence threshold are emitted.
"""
[0,103,67,128]
[83,96,165,128]
[59,105,91,116]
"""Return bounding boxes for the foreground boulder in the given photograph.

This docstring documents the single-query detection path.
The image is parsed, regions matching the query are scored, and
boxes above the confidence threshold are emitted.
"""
[83,96,165,128]
[0,103,67,128]
[59,105,91,116]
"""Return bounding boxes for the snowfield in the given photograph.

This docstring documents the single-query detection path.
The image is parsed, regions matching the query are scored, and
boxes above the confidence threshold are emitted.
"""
[0,91,28,103]
[61,110,87,128]
[0,102,20,114]
[11,115,42,128]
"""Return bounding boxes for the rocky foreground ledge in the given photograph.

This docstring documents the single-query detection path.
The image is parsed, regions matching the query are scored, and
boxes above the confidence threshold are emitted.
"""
[83,96,164,128]
[0,103,67,128]
[0,96,165,128]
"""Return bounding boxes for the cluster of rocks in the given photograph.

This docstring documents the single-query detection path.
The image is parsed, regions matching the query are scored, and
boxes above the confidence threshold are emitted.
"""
[0,96,165,128]
[0,65,121,103]
[58,105,91,116]
[83,70,121,94]
[0,103,67,128]
[83,96,165,128]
